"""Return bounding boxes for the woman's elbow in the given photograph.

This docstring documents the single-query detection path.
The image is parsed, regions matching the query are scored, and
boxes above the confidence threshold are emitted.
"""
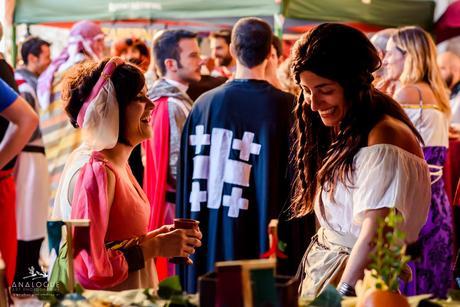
[28,112,39,131]
[19,107,39,136]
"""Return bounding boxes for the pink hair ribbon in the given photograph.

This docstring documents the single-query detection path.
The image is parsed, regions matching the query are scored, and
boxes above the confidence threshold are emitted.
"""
[77,57,125,127]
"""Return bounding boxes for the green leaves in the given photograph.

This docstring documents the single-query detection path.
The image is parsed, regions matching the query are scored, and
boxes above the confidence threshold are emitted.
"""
[368,209,410,292]
[308,285,342,307]
[158,276,183,300]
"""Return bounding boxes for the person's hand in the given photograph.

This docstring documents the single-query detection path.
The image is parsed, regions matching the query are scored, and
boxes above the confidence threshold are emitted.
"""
[140,226,202,262]
[144,224,174,239]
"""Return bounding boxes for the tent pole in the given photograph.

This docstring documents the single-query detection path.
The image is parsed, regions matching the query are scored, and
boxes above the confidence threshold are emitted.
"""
[274,14,284,40]
[11,24,17,68]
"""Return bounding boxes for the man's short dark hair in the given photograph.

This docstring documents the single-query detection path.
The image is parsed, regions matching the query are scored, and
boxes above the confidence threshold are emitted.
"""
[231,18,273,68]
[272,35,283,58]
[210,29,231,46]
[21,37,50,65]
[152,29,197,76]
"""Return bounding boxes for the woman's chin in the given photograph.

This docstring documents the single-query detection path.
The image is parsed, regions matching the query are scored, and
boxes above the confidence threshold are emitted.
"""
[320,118,339,127]
[142,130,153,141]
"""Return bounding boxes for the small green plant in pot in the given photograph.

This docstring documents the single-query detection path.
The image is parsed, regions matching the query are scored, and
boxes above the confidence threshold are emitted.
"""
[356,209,410,307]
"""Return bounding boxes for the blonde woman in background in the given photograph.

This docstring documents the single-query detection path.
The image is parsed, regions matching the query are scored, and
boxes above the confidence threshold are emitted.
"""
[370,28,397,95]
[383,26,453,298]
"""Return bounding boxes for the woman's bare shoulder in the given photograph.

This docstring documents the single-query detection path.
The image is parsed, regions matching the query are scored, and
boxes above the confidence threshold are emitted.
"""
[395,82,436,106]
[368,115,423,158]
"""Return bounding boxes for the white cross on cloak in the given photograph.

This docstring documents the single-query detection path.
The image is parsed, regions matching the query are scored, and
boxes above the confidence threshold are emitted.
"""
[232,132,261,161]
[190,182,207,212]
[190,125,211,154]
[223,187,249,218]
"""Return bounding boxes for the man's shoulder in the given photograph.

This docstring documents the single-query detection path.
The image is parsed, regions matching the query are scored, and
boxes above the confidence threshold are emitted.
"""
[15,71,36,95]
[271,87,296,101]
[194,83,230,105]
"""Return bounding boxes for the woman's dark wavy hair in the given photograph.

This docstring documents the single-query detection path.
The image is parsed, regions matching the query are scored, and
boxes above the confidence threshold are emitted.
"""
[62,58,145,146]
[289,23,423,217]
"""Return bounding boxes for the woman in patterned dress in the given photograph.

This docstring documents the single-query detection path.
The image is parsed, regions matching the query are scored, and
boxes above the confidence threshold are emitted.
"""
[384,26,453,298]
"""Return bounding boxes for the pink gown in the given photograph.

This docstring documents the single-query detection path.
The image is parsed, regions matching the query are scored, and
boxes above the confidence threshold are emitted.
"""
[71,152,158,290]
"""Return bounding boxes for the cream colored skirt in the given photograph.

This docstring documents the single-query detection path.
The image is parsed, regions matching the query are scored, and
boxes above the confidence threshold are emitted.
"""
[298,227,356,297]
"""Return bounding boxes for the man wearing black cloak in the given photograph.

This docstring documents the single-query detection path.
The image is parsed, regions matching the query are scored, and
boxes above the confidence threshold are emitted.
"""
[176,17,315,293]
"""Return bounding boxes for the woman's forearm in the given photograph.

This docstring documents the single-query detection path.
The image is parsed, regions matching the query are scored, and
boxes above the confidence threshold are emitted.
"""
[0,115,38,168]
[339,208,390,287]
[340,234,374,286]
[0,97,38,168]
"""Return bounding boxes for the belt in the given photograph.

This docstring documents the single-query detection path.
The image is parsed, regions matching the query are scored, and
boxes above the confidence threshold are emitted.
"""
[23,145,45,154]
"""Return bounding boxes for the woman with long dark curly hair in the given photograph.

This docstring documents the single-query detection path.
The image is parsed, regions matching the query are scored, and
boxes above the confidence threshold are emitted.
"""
[290,23,431,297]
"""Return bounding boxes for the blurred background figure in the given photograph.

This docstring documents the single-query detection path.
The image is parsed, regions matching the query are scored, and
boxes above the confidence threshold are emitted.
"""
[38,20,105,210]
[277,59,300,97]
[12,36,51,292]
[110,37,129,58]
[385,26,452,298]
[125,38,151,72]
[265,35,283,90]
[110,36,152,186]
[437,51,460,137]
[209,29,235,78]
[111,37,151,73]
[370,28,397,95]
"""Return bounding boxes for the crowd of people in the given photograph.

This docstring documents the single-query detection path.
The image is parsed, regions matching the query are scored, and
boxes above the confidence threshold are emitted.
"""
[0,16,459,299]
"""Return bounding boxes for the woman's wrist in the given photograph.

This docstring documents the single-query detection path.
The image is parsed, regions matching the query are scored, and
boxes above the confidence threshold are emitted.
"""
[140,235,159,259]
[337,282,356,296]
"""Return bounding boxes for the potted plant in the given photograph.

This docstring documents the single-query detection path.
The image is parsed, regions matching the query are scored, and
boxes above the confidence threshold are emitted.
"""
[356,210,410,307]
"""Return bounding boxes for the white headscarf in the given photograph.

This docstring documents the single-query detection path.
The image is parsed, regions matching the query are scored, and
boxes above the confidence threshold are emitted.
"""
[77,57,124,151]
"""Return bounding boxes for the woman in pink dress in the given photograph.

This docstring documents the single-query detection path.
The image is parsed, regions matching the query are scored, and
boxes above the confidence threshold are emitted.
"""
[61,57,202,290]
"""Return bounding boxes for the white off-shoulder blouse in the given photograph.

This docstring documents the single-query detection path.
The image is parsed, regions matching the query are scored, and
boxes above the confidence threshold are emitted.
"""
[314,144,431,243]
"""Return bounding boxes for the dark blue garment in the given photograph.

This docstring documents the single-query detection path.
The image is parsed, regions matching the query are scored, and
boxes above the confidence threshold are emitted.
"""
[176,79,296,293]
[0,59,20,170]
[0,78,18,113]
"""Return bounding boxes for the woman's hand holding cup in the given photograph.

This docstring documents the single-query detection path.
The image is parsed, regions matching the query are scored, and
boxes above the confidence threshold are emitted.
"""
[140,220,202,263]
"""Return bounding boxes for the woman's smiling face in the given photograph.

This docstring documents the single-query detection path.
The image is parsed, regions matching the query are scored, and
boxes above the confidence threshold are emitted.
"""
[122,86,155,145]
[299,70,348,129]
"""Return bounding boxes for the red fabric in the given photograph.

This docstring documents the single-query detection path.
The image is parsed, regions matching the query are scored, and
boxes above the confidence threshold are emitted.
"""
[443,139,460,205]
[71,153,150,289]
[0,169,16,286]
[143,96,170,280]
[260,228,287,259]
[455,181,460,207]
[434,0,460,43]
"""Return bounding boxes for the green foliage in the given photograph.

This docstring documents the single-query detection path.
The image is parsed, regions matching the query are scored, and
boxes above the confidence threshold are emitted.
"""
[368,209,410,292]
[308,285,342,307]
[157,276,183,300]
[278,240,287,252]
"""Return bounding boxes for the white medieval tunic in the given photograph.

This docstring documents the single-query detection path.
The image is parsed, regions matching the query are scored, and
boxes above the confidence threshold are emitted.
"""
[299,144,431,297]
